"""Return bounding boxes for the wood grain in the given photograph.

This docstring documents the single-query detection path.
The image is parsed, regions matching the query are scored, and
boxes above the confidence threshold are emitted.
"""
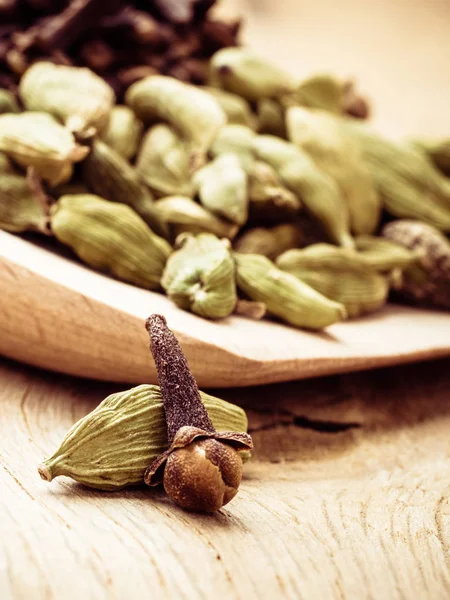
[1,231,450,387]
[1,355,450,599]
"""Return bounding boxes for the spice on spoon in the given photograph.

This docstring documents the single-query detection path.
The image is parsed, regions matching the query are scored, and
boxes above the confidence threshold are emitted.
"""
[144,314,253,512]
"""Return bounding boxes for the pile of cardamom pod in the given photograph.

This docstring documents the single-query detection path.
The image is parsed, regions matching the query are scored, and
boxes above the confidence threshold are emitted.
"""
[1,48,449,329]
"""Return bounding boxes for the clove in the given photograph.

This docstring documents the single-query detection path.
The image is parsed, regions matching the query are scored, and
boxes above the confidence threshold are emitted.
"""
[144,314,253,513]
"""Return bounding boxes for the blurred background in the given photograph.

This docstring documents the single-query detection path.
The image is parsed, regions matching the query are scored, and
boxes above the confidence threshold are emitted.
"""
[217,0,450,137]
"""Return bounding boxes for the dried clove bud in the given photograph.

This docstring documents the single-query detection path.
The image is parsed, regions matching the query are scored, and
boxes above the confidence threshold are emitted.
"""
[144,314,252,513]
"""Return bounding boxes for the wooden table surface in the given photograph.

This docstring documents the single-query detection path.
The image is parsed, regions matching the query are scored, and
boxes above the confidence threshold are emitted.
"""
[2,356,450,599]
[2,1,450,599]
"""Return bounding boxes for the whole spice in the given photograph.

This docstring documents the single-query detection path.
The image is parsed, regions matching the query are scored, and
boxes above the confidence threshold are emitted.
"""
[252,135,354,248]
[81,139,156,223]
[19,61,115,134]
[125,75,226,169]
[233,223,304,260]
[147,196,239,242]
[101,105,143,161]
[201,86,256,128]
[247,160,302,224]
[144,314,253,512]
[354,235,421,273]
[346,122,450,232]
[209,124,256,172]
[0,111,89,186]
[193,153,248,226]
[0,0,240,97]
[234,252,347,328]
[135,124,194,198]
[50,194,172,290]
[161,233,237,319]
[38,384,249,490]
[286,107,381,235]
[382,220,450,310]
[209,47,295,102]
[0,173,50,234]
[276,244,389,318]
[411,138,450,176]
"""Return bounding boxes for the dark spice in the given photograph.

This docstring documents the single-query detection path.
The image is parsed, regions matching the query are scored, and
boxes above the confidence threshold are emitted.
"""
[0,0,241,99]
[144,314,252,513]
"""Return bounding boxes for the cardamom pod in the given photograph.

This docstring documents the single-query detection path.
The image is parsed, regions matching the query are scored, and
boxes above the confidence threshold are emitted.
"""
[411,138,450,177]
[346,122,450,232]
[81,139,157,227]
[19,62,114,134]
[209,48,296,102]
[256,99,287,138]
[125,75,226,170]
[162,233,237,319]
[193,154,248,226]
[201,86,256,128]
[135,124,194,198]
[233,223,304,260]
[0,173,48,233]
[51,194,172,290]
[286,74,343,113]
[209,124,257,172]
[252,135,354,248]
[0,112,89,186]
[38,384,248,491]
[382,220,450,309]
[0,89,19,114]
[101,105,143,161]
[148,196,239,242]
[247,160,302,224]
[234,252,347,329]
[355,235,421,272]
[286,107,381,235]
[276,244,389,318]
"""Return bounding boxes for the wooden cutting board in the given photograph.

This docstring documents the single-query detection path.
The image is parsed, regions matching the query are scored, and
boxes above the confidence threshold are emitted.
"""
[1,230,449,387]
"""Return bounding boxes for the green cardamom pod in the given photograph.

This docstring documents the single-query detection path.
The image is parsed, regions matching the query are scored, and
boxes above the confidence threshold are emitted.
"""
[126,75,226,170]
[286,74,344,113]
[410,138,450,177]
[209,48,296,102]
[247,160,302,224]
[162,233,237,319]
[252,135,354,248]
[81,139,157,227]
[0,173,48,233]
[148,196,239,242]
[355,235,421,272]
[0,89,20,114]
[346,122,450,232]
[51,194,172,290]
[101,105,143,161]
[256,99,287,138]
[276,244,389,318]
[135,124,194,198]
[201,86,256,128]
[233,223,304,260]
[209,124,257,172]
[234,252,346,329]
[193,154,248,226]
[382,220,450,310]
[0,112,89,186]
[286,107,381,235]
[19,62,114,134]
[38,384,249,491]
